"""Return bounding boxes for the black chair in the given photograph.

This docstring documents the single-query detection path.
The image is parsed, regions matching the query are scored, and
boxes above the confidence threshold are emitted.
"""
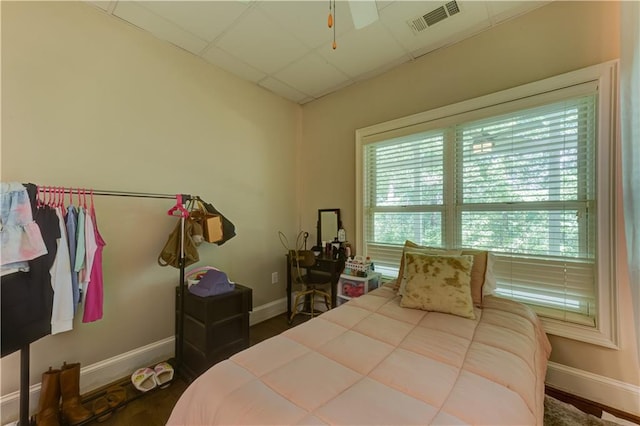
[288,250,332,323]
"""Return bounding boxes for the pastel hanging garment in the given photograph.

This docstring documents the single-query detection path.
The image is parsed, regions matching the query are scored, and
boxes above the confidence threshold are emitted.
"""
[50,206,74,334]
[0,182,47,275]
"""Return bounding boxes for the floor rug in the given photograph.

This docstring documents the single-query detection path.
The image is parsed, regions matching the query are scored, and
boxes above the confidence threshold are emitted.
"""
[544,395,624,426]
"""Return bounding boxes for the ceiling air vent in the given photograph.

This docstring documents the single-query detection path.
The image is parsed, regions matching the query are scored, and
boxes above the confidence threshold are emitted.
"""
[407,1,461,35]
[445,1,460,16]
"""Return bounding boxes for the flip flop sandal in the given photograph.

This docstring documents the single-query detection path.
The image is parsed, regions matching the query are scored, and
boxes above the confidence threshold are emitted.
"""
[105,385,127,410]
[153,362,174,389]
[92,396,113,422]
[131,367,157,392]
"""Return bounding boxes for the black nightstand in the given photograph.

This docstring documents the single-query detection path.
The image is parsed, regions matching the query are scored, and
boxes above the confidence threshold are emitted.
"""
[175,284,252,382]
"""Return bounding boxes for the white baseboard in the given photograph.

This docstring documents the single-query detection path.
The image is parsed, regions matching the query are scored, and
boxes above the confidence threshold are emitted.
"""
[0,299,288,425]
[250,296,287,326]
[0,337,174,425]
[546,361,640,416]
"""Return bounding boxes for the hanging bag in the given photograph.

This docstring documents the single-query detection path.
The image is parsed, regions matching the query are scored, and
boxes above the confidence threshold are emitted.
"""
[158,218,200,268]
[194,197,236,245]
[190,200,224,244]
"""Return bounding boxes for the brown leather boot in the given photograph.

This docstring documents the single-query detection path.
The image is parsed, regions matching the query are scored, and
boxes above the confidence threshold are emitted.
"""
[59,362,92,425]
[36,367,61,426]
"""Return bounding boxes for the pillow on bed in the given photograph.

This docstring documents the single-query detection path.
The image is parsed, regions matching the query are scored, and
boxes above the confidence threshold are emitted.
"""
[397,248,462,296]
[400,252,475,319]
[461,249,495,307]
[394,240,460,293]
[394,240,494,306]
[481,251,497,296]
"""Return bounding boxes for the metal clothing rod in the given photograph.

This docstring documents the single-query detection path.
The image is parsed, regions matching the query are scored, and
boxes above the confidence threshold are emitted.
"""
[88,190,177,199]
[36,186,186,200]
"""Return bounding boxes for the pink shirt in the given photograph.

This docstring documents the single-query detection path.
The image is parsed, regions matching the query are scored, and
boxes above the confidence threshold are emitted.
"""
[82,206,105,323]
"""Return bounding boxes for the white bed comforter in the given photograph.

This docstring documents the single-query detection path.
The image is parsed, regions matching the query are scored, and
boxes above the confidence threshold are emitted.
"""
[168,283,551,425]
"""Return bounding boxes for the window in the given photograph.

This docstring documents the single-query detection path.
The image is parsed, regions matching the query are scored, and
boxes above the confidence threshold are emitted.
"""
[356,61,619,347]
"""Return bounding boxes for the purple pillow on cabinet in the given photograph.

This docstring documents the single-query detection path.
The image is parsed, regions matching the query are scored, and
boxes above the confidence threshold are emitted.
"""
[188,269,235,297]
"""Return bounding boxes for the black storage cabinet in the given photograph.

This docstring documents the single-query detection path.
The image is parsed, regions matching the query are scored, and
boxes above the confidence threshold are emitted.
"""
[175,284,252,381]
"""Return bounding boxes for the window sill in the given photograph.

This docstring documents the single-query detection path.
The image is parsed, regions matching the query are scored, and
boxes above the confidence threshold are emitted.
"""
[540,316,619,349]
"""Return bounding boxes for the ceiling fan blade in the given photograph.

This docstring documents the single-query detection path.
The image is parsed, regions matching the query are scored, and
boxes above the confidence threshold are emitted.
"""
[348,0,379,29]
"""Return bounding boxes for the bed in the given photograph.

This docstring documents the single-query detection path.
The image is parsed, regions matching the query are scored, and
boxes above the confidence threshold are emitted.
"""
[168,273,551,425]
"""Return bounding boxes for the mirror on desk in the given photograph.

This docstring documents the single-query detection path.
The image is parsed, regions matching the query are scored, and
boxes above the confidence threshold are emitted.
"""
[317,209,341,247]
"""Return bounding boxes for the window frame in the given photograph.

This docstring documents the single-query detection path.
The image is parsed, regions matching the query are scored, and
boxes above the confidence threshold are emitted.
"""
[355,61,620,348]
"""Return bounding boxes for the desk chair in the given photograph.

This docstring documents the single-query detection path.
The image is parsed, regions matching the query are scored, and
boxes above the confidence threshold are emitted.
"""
[289,250,332,323]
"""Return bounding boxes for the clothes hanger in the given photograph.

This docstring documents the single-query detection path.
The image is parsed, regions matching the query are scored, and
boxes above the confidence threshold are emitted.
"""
[167,194,189,218]
[60,187,66,208]
[56,187,63,208]
[35,185,41,208]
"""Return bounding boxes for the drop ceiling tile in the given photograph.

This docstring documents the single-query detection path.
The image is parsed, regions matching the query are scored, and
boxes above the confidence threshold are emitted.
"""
[317,22,409,78]
[215,7,308,75]
[274,53,350,97]
[87,0,549,105]
[85,1,110,12]
[258,77,309,103]
[311,78,355,100]
[113,1,207,54]
[376,1,395,13]
[135,1,251,42]
[257,1,348,50]
[202,45,266,83]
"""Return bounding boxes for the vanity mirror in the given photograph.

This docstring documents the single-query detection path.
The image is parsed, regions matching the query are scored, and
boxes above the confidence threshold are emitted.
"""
[317,209,341,247]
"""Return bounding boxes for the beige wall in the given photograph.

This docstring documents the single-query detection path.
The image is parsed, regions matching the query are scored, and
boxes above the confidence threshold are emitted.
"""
[301,0,640,391]
[2,0,638,417]
[1,1,300,395]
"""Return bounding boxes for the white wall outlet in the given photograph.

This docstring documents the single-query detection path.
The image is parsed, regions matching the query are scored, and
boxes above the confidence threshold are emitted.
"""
[271,272,278,284]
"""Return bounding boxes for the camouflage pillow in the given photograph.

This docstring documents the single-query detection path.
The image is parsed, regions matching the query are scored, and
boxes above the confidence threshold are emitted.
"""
[394,240,461,294]
[400,252,475,319]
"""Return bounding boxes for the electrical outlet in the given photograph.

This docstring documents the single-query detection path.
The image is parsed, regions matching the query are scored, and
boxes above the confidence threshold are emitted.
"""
[271,272,278,284]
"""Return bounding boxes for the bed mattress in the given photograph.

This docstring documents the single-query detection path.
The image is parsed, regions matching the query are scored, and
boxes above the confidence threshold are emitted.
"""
[168,283,551,425]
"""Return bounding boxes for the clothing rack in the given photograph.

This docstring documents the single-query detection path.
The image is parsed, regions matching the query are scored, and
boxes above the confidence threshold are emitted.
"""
[8,186,193,426]
[36,187,179,200]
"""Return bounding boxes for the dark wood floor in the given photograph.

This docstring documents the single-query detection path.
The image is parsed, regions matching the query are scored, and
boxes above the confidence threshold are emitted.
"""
[83,313,302,425]
[80,312,639,426]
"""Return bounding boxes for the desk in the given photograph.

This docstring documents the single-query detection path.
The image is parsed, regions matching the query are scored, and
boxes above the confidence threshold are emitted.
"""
[286,254,344,323]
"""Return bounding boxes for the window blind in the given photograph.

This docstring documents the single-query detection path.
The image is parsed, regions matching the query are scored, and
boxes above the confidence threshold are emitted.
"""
[456,96,597,324]
[362,94,598,324]
[369,132,445,208]
[364,131,445,269]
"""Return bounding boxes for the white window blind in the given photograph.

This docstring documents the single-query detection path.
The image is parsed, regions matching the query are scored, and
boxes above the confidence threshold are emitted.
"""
[364,131,445,268]
[458,96,597,325]
[362,94,598,325]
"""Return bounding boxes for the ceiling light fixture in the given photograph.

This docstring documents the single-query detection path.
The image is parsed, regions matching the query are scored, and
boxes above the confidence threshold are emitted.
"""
[348,0,379,29]
[328,0,337,50]
[328,0,379,50]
